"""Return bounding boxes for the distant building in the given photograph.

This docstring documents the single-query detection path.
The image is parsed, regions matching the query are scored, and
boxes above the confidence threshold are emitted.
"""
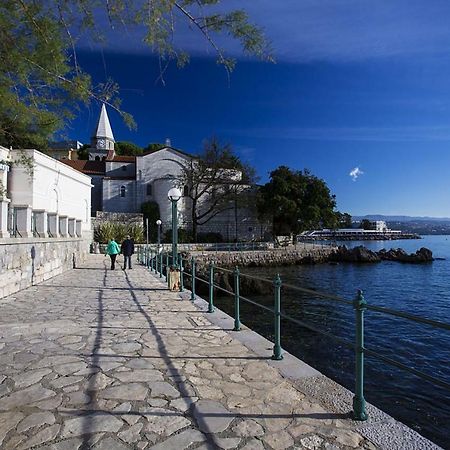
[62,104,268,241]
[47,140,82,161]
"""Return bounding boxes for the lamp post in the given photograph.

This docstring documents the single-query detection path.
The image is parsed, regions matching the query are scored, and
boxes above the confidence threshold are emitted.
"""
[168,187,182,268]
[156,219,162,252]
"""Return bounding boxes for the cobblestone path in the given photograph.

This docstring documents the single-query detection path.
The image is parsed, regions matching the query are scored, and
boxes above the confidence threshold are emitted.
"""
[0,255,384,449]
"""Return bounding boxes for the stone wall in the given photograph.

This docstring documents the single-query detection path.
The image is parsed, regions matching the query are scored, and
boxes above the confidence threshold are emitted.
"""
[185,244,336,269]
[0,238,90,298]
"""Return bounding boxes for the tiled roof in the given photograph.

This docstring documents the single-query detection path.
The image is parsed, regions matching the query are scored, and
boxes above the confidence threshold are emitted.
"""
[61,159,105,175]
[110,155,136,162]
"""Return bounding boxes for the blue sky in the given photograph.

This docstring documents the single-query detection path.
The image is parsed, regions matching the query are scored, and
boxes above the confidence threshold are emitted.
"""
[66,1,450,217]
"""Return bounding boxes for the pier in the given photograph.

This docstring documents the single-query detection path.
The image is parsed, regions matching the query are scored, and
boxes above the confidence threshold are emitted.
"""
[0,255,442,449]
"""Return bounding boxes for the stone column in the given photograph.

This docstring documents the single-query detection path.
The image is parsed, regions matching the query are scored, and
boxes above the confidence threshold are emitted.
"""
[33,210,47,238]
[15,205,33,238]
[0,198,10,238]
[59,215,68,237]
[68,218,76,237]
[47,213,58,237]
[75,220,82,237]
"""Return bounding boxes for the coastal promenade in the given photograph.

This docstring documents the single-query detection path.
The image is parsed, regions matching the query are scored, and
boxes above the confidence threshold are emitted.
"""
[0,255,440,449]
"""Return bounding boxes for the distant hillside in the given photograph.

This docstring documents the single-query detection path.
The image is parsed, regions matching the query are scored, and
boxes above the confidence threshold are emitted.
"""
[354,215,450,222]
[353,215,450,235]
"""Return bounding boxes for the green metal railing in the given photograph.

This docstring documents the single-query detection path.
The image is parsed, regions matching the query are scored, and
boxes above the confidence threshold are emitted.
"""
[137,248,450,421]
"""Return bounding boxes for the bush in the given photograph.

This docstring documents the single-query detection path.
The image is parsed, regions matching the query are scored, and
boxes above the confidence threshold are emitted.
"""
[163,228,193,243]
[197,232,224,243]
[94,222,144,243]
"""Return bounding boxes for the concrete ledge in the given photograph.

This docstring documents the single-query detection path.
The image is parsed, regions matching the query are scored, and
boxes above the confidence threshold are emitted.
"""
[0,237,85,246]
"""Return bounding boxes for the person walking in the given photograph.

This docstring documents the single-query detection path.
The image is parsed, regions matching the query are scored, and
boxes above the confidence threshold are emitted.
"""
[105,238,120,270]
[121,235,135,270]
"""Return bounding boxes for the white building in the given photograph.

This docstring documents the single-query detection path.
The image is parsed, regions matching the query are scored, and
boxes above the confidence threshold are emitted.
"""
[0,146,92,239]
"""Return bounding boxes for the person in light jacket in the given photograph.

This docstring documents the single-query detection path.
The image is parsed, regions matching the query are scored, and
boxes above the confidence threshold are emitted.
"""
[121,235,135,270]
[105,238,120,270]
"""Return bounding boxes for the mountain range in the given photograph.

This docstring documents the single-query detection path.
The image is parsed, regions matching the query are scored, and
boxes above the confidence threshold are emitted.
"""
[354,215,450,223]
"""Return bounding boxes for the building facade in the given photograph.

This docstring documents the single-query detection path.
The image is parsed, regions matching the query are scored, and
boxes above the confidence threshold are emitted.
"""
[0,146,92,239]
[62,104,269,241]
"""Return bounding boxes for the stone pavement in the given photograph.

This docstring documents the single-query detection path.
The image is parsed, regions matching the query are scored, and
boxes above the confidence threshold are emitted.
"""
[0,255,439,450]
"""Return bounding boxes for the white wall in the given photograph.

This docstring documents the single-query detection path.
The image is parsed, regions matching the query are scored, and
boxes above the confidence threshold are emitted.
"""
[8,150,92,232]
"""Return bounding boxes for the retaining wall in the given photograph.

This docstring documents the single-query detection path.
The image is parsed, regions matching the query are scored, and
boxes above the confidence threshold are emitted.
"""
[0,237,90,298]
[186,246,336,268]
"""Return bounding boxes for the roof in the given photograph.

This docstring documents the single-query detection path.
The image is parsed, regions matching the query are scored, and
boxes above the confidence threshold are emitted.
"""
[94,104,115,141]
[109,155,136,162]
[61,159,105,175]
[142,146,194,159]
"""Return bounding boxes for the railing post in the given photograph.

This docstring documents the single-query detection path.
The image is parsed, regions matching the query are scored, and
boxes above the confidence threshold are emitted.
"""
[159,251,163,278]
[190,256,196,301]
[208,262,215,313]
[353,289,368,421]
[167,253,171,288]
[233,267,241,331]
[165,253,169,283]
[180,255,184,292]
[272,274,283,360]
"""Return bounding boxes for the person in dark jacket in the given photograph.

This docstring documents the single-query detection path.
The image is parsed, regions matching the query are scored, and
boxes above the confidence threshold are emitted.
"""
[121,235,135,270]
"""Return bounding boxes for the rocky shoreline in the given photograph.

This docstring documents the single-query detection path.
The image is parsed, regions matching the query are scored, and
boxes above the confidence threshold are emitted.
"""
[182,245,435,296]
[329,245,434,264]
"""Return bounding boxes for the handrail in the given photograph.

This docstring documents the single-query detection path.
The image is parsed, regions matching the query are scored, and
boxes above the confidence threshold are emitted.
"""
[140,249,450,428]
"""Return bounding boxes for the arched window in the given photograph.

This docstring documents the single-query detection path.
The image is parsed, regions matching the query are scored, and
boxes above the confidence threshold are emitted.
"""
[146,183,152,196]
[183,185,189,196]
[95,156,100,161]
[120,186,126,198]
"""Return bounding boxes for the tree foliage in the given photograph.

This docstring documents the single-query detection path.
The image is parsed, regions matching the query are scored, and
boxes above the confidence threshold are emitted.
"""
[115,141,143,156]
[257,166,341,236]
[144,143,166,153]
[336,212,353,228]
[175,138,257,241]
[360,219,372,230]
[141,201,160,242]
[1,1,271,149]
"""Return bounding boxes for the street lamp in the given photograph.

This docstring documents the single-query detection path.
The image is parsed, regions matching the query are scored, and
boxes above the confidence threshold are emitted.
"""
[156,219,162,252]
[168,187,182,267]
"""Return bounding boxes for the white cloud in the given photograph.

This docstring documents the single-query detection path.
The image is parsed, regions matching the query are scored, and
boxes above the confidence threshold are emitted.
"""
[349,167,364,181]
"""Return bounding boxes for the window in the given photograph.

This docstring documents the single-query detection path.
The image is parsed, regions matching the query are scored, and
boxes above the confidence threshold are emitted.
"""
[146,183,152,196]
[183,185,189,196]
[120,186,126,198]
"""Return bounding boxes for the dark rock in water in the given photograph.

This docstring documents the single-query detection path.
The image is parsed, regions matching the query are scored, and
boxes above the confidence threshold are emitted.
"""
[330,245,433,264]
[378,247,433,263]
[330,245,380,263]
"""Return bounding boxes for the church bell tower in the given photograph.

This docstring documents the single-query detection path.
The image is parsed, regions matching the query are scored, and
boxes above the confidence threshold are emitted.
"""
[89,104,115,161]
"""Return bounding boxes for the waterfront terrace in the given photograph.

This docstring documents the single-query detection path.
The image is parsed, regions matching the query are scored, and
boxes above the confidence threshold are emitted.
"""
[0,255,442,449]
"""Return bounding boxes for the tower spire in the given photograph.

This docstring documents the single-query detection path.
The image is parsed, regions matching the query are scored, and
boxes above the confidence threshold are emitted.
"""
[89,103,116,159]
[95,103,115,142]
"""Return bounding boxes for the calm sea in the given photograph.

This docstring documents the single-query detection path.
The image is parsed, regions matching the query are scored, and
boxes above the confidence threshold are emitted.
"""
[214,235,450,449]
